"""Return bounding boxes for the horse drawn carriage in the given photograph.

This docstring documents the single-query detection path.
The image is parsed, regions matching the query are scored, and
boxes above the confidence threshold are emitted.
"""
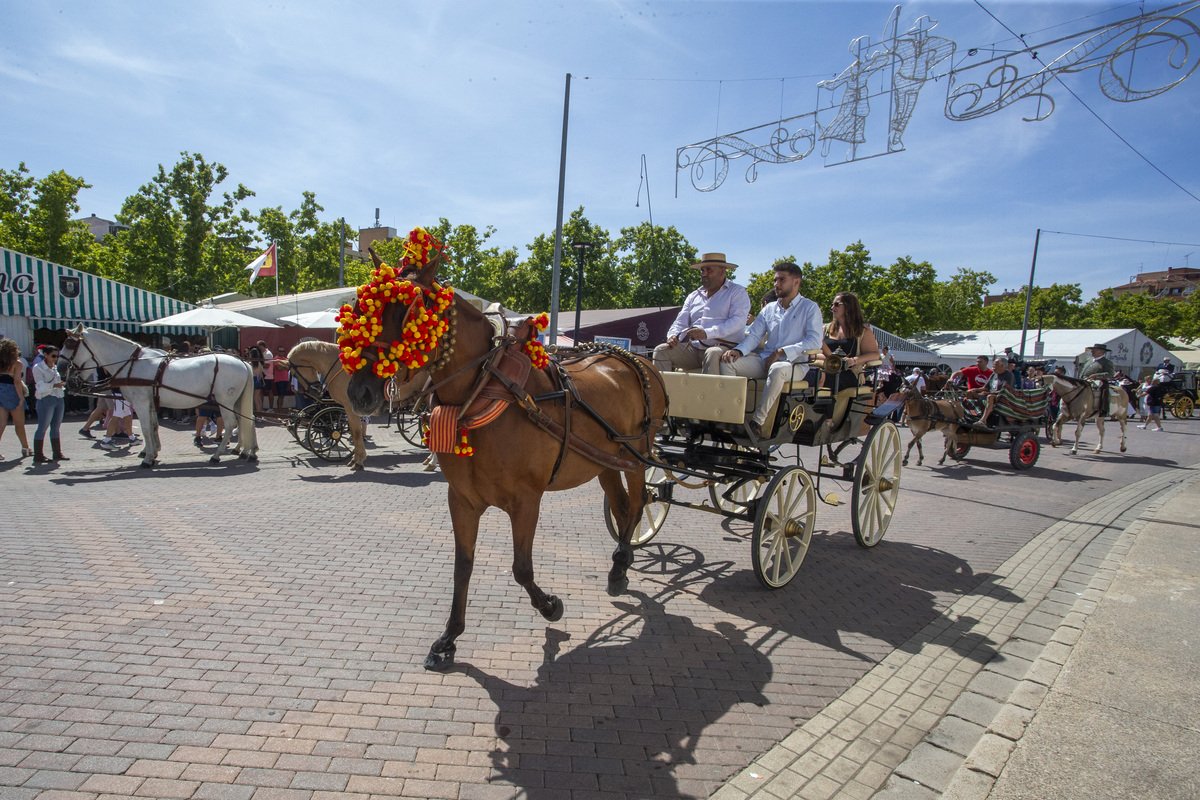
[937,383,1051,470]
[1162,370,1197,419]
[608,355,903,589]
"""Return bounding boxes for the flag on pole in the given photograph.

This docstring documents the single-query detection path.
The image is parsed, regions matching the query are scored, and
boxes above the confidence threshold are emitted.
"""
[244,243,277,282]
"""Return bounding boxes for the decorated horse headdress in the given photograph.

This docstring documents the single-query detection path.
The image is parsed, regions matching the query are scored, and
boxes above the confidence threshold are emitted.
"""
[336,227,457,379]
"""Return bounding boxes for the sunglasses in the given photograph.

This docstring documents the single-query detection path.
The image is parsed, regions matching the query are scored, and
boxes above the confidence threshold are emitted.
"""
[831,301,844,307]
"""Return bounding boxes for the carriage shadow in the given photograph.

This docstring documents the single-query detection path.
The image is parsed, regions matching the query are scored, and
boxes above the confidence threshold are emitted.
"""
[458,587,771,800]
[694,533,1019,667]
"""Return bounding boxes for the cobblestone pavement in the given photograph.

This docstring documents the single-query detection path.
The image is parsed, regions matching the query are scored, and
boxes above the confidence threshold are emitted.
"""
[1,412,1197,799]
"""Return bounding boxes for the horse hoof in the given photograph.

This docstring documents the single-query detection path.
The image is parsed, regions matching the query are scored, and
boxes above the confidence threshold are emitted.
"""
[541,596,564,622]
[140,461,154,469]
[350,462,364,472]
[607,576,629,597]
[238,452,248,460]
[137,450,146,459]
[248,454,258,463]
[209,455,220,464]
[423,648,456,672]
[1121,445,1127,453]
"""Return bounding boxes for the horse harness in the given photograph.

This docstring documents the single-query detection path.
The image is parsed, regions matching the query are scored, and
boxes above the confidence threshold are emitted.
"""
[419,319,665,487]
[63,333,231,413]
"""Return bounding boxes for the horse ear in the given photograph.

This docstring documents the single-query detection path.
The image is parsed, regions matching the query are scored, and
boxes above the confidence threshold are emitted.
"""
[368,246,384,269]
[413,251,444,288]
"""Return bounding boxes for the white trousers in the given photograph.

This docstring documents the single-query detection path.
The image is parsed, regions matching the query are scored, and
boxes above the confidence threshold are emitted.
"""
[719,356,803,425]
[653,343,728,375]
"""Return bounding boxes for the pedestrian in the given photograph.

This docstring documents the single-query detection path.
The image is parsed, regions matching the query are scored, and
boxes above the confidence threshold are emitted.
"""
[0,338,33,460]
[98,391,141,451]
[31,346,69,464]
[272,348,290,412]
[1137,378,1167,432]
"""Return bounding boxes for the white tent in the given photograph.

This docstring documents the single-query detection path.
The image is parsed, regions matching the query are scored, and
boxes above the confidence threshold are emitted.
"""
[914,328,1179,377]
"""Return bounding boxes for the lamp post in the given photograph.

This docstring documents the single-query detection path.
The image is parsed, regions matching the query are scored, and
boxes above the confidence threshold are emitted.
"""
[571,240,595,346]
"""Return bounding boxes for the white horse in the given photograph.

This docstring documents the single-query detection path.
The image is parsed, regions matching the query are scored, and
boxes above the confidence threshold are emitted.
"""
[61,325,258,467]
[1040,373,1128,456]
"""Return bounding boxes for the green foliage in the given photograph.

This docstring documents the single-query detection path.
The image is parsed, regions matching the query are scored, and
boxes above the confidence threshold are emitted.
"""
[1080,289,1183,343]
[0,162,95,264]
[613,222,698,308]
[976,283,1085,330]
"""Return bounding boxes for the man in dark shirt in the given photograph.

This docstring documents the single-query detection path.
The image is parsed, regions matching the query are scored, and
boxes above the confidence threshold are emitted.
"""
[977,356,1019,423]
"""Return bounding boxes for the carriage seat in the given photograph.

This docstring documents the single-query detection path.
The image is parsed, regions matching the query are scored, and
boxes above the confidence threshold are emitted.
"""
[814,385,877,425]
[660,372,749,424]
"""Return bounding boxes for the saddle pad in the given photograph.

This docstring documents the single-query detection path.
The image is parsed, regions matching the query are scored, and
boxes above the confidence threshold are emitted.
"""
[427,404,460,453]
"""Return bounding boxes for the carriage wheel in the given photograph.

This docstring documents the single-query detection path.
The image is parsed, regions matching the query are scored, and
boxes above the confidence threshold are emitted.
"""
[395,396,428,447]
[708,477,765,515]
[1009,431,1040,470]
[952,442,972,461]
[604,465,670,548]
[306,406,352,462]
[289,405,318,445]
[1170,395,1194,419]
[751,466,816,589]
[851,421,902,548]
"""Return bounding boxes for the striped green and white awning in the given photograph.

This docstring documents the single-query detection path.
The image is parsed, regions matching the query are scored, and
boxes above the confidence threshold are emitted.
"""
[1,247,198,334]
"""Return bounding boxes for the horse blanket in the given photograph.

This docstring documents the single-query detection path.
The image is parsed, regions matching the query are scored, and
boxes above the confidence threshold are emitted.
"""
[962,385,1050,422]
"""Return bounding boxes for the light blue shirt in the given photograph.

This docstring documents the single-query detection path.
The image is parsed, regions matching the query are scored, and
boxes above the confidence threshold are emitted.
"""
[666,281,752,348]
[735,294,824,362]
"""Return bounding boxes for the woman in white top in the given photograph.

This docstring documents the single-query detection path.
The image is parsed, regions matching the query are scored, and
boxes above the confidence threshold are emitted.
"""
[32,345,69,464]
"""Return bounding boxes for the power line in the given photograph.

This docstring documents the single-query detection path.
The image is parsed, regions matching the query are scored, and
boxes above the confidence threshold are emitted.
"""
[1042,229,1200,247]
[973,0,1200,205]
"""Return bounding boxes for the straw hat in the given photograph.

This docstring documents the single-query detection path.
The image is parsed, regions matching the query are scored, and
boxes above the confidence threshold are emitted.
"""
[690,252,737,271]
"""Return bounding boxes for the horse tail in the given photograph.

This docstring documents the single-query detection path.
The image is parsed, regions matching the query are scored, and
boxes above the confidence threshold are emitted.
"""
[238,366,258,455]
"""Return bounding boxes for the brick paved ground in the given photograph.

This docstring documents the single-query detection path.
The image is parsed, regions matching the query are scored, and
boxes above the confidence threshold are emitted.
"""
[1,411,1197,799]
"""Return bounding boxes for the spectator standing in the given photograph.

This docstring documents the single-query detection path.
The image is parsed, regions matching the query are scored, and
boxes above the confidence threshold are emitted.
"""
[1137,378,1167,432]
[0,338,32,459]
[31,346,68,464]
[272,349,290,411]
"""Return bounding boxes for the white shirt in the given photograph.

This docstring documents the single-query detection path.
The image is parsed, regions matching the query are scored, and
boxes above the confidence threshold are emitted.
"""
[734,294,824,362]
[667,281,752,348]
[33,360,64,399]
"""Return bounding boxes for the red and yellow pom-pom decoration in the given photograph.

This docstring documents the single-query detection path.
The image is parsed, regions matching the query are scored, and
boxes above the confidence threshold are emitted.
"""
[523,313,551,370]
[453,427,474,457]
[335,227,454,374]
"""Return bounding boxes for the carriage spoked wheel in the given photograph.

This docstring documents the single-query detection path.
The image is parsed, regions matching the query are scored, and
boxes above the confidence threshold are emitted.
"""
[1169,394,1194,419]
[305,405,352,461]
[851,420,902,548]
[289,405,318,445]
[708,477,766,515]
[395,396,428,447]
[604,465,671,547]
[751,466,817,589]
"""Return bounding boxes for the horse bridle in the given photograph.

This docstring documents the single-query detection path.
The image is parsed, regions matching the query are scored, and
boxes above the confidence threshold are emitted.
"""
[59,332,141,393]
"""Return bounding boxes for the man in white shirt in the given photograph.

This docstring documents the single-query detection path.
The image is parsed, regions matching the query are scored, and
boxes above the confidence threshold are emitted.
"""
[719,261,824,437]
[653,253,751,374]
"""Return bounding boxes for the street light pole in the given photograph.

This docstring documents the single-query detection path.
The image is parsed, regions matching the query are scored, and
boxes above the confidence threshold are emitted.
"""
[571,241,594,346]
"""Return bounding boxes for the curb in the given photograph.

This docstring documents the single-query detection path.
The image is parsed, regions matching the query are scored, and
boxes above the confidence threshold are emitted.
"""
[710,465,1197,800]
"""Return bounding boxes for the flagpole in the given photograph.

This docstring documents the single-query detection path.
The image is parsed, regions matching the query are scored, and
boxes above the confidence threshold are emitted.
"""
[274,242,279,299]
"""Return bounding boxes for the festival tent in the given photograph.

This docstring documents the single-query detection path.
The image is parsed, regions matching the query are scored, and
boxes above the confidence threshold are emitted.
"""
[1166,337,1200,370]
[0,247,198,356]
[914,328,1180,377]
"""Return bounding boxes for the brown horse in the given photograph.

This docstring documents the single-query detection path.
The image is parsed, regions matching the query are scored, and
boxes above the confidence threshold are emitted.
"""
[344,245,667,671]
[900,384,963,466]
[284,341,368,471]
[1040,374,1128,455]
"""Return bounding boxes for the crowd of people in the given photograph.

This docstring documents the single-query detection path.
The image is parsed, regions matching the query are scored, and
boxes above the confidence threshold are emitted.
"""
[0,335,306,464]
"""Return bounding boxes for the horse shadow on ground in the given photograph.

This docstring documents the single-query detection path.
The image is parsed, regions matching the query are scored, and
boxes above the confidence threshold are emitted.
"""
[459,584,771,800]
[696,530,1020,667]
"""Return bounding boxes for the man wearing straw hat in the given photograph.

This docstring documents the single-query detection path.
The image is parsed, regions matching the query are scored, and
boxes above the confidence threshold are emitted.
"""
[653,252,751,375]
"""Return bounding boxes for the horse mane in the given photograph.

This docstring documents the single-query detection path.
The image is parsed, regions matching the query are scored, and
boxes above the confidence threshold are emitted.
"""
[86,327,167,356]
[286,339,338,364]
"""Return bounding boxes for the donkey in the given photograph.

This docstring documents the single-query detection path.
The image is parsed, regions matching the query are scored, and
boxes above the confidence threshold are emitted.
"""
[900,384,964,466]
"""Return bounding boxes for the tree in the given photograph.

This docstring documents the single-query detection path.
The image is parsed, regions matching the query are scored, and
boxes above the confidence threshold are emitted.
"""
[612,222,698,308]
[929,267,996,331]
[1081,289,1183,343]
[976,283,1085,330]
[117,152,255,302]
[0,162,95,265]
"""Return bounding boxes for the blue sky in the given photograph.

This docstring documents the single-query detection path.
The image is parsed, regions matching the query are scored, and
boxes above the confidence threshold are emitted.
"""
[3,0,1198,304]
